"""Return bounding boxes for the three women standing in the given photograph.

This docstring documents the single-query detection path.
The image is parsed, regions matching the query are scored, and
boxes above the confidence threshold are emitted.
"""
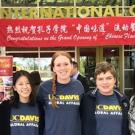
[1,54,131,135]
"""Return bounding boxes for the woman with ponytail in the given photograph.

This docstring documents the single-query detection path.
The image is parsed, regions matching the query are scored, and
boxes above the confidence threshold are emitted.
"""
[37,51,84,135]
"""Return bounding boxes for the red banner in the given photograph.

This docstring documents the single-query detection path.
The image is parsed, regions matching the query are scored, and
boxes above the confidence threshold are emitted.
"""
[0,56,13,102]
[0,56,13,76]
[0,17,135,47]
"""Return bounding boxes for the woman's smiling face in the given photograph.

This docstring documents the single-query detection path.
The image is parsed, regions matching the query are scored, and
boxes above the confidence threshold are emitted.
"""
[53,55,73,84]
[14,75,32,103]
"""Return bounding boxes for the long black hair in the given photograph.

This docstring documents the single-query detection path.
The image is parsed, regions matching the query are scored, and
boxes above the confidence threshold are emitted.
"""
[11,70,36,108]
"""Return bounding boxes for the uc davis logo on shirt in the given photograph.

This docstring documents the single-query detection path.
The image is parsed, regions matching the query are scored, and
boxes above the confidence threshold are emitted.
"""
[10,115,39,127]
[95,104,122,115]
[48,94,80,105]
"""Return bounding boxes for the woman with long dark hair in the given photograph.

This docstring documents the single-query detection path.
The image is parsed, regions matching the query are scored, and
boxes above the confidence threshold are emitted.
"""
[0,70,44,135]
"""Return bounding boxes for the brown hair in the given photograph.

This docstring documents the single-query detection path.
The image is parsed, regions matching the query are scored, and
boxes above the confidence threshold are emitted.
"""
[72,61,78,69]
[95,62,116,79]
[50,51,72,108]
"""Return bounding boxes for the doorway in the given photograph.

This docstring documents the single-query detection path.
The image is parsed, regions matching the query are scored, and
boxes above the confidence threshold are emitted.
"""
[6,47,75,81]
[78,46,122,91]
